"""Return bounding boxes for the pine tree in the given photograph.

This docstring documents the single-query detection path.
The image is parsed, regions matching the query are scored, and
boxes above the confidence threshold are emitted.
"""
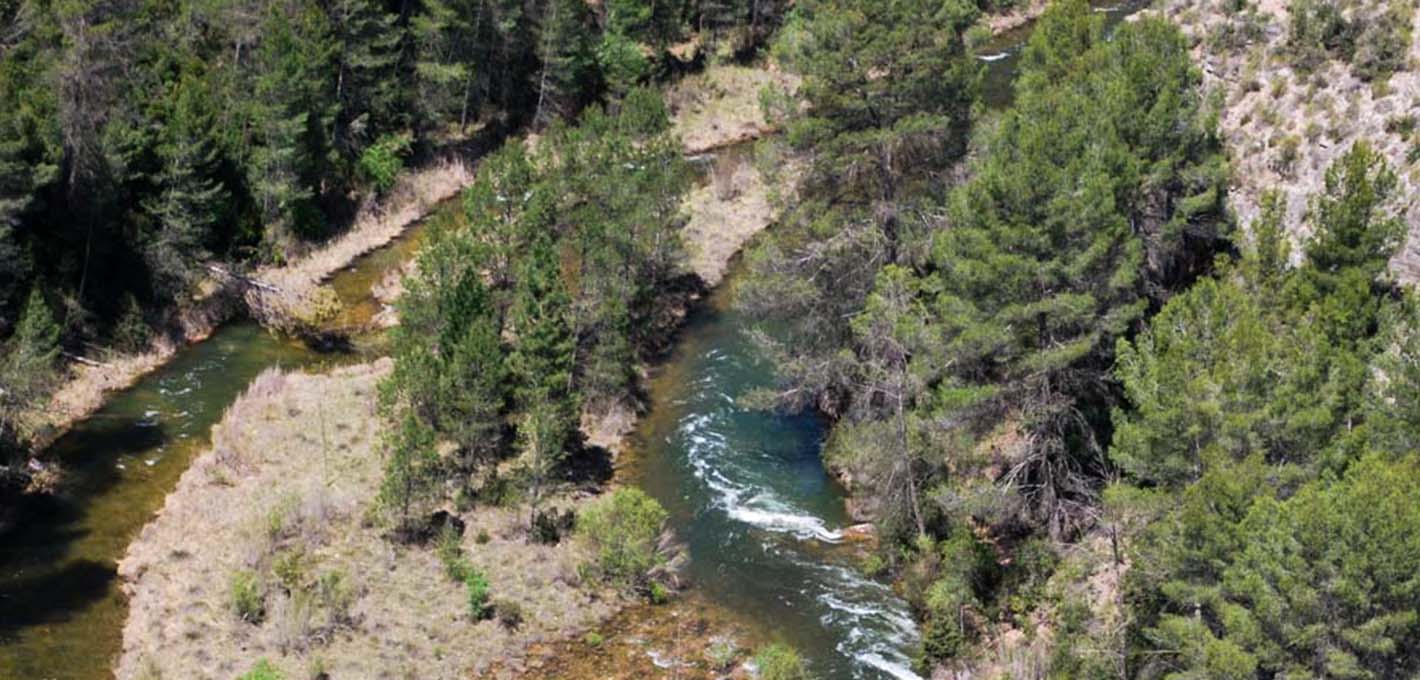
[327,0,404,152]
[143,75,228,298]
[433,270,508,471]
[532,0,596,126]
[1,287,61,452]
[411,0,484,132]
[247,1,336,239]
[509,226,578,515]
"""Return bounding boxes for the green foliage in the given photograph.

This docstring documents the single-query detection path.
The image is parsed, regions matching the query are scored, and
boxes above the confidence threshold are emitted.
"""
[775,0,979,202]
[1115,145,1417,676]
[378,93,689,535]
[1287,0,1413,81]
[357,132,411,194]
[464,566,491,620]
[1146,454,1420,678]
[230,570,266,624]
[753,643,811,680]
[578,487,667,585]
[0,0,786,356]
[0,287,60,466]
[238,659,284,680]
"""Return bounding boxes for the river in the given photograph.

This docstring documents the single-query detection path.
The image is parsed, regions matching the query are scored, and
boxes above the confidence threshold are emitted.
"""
[0,4,1148,676]
[0,207,446,679]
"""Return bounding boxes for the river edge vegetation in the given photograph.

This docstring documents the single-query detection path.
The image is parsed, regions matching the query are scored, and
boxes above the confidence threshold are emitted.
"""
[19,0,1420,677]
[743,0,1420,677]
[0,0,797,519]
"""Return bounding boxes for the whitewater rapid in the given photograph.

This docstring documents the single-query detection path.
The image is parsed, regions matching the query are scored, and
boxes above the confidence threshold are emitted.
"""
[673,345,923,680]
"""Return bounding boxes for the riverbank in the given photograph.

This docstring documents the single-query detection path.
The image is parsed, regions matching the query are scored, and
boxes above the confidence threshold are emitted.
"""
[115,62,805,678]
[115,361,623,679]
[28,159,475,460]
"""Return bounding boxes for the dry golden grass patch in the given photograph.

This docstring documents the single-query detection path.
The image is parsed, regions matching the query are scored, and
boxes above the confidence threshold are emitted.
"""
[116,360,620,680]
[668,63,799,155]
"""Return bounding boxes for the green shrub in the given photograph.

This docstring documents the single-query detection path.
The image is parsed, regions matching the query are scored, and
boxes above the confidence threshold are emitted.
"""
[238,659,283,680]
[754,643,810,680]
[315,570,355,628]
[475,528,491,545]
[230,570,266,624]
[583,631,604,647]
[648,581,670,604]
[435,524,468,581]
[271,547,309,593]
[578,488,667,585]
[464,567,491,620]
[357,132,411,194]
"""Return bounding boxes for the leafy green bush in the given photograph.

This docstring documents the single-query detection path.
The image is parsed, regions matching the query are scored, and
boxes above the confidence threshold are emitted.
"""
[578,487,667,585]
[464,567,491,620]
[754,643,810,680]
[357,132,412,194]
[238,659,283,680]
[230,570,266,624]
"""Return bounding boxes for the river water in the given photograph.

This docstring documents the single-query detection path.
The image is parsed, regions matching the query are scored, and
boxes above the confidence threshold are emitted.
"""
[628,278,921,679]
[0,5,1150,676]
[0,209,443,679]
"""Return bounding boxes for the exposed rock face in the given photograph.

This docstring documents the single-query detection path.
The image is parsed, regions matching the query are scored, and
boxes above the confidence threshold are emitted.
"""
[1160,0,1420,279]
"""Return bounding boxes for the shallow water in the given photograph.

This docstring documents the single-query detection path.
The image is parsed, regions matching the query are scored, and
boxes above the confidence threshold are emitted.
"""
[0,4,1157,674]
[0,206,445,679]
[627,279,922,679]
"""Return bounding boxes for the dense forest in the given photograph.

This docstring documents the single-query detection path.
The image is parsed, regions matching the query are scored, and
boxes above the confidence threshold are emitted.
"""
[8,0,1420,677]
[0,0,790,487]
[745,0,1420,676]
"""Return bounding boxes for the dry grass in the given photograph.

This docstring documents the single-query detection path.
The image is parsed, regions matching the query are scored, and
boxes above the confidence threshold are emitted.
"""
[1163,0,1420,282]
[116,360,622,680]
[250,160,473,324]
[34,161,472,452]
[668,63,799,155]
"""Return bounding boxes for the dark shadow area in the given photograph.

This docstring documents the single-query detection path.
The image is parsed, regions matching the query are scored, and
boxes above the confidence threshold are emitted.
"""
[0,558,116,638]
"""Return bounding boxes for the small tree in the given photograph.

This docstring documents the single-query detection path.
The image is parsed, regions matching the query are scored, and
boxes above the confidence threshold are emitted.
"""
[1,287,60,453]
[578,487,667,585]
[378,412,437,534]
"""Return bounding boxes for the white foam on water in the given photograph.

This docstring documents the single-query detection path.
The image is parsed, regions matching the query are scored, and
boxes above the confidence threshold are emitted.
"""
[858,652,923,680]
[978,51,1011,62]
[676,358,921,679]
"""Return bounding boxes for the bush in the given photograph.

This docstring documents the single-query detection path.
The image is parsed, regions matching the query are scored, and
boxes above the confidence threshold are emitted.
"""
[272,547,309,593]
[464,567,491,620]
[754,643,810,680]
[435,524,468,581]
[315,570,356,629]
[583,631,604,647]
[231,570,266,624]
[705,636,740,671]
[357,132,412,194]
[493,598,523,628]
[578,488,667,585]
[239,659,283,680]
